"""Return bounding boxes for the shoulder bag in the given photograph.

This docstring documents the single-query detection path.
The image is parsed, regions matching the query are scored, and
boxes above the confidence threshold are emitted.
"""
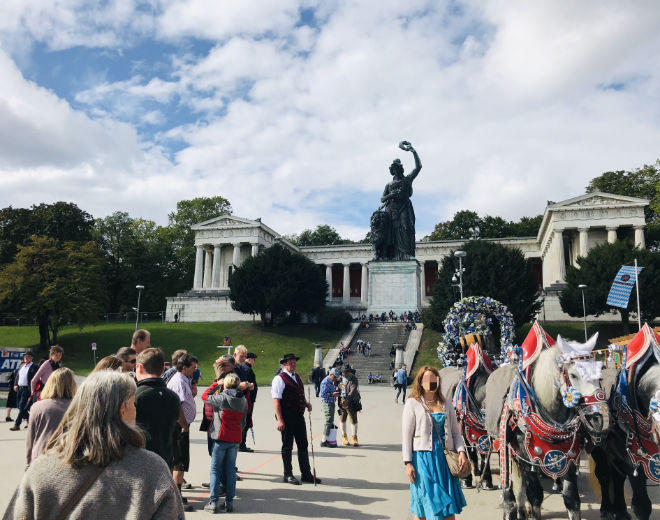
[423,401,471,479]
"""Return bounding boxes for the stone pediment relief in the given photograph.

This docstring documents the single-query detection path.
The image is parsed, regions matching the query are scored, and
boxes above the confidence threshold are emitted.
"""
[550,191,648,210]
[192,214,260,230]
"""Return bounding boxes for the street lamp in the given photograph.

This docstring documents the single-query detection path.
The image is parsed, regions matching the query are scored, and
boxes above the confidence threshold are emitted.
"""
[135,285,144,330]
[454,250,466,300]
[578,284,587,342]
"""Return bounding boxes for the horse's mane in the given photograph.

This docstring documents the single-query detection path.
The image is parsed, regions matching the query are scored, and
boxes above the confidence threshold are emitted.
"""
[531,345,561,410]
[637,363,660,414]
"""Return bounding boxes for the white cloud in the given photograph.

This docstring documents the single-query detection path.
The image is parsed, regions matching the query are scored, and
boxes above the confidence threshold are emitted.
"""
[1,0,660,245]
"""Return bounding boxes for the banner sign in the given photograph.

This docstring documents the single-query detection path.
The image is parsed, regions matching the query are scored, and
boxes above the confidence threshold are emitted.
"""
[606,265,643,309]
[0,350,28,388]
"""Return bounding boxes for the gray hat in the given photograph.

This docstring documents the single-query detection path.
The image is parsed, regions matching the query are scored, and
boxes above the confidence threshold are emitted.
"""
[330,368,341,378]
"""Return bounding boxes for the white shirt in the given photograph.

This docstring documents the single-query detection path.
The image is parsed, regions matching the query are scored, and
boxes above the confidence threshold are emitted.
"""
[271,369,298,399]
[17,362,33,386]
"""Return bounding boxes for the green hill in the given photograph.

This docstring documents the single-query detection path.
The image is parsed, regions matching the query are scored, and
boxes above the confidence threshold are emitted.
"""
[0,322,343,386]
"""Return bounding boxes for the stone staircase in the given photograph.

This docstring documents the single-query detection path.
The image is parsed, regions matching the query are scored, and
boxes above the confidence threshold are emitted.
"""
[345,323,411,385]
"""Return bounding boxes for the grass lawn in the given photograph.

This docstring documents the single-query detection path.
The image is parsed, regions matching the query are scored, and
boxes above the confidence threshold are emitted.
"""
[0,321,344,386]
[414,320,640,372]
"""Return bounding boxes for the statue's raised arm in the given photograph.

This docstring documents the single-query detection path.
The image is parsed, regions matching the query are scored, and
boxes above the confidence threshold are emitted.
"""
[399,141,422,181]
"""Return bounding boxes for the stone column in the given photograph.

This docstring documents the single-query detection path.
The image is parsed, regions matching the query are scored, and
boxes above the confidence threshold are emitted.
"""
[193,245,204,289]
[555,230,566,282]
[203,248,213,288]
[325,265,332,301]
[342,264,350,305]
[232,243,242,267]
[395,344,405,367]
[211,245,222,288]
[314,344,323,367]
[578,228,589,257]
[251,243,259,256]
[419,261,426,300]
[607,227,617,244]
[360,263,368,306]
[634,226,645,249]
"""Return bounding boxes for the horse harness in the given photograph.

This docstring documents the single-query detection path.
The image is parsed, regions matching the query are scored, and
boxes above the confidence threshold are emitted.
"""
[612,325,660,483]
[499,360,607,489]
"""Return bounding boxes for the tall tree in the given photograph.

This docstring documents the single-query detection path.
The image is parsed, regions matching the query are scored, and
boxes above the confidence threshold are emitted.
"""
[424,240,541,331]
[229,244,327,326]
[94,212,176,313]
[0,206,33,265]
[0,202,94,266]
[559,242,660,333]
[289,224,346,246]
[0,236,105,350]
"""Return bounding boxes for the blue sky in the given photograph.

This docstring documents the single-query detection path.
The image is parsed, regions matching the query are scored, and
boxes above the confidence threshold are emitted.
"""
[1,1,660,240]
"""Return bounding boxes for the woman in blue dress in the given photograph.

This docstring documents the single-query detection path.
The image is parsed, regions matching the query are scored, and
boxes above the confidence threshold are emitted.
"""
[402,365,468,519]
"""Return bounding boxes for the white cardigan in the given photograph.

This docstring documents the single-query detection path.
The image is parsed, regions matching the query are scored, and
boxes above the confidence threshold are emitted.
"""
[401,397,465,462]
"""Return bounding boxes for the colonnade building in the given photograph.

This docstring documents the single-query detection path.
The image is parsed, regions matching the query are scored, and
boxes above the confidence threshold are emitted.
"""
[165,191,648,322]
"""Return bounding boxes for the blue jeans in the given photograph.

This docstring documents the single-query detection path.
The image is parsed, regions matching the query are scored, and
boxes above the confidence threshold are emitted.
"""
[209,440,239,506]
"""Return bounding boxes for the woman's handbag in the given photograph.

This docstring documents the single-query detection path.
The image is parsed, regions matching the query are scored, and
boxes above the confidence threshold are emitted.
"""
[423,402,472,479]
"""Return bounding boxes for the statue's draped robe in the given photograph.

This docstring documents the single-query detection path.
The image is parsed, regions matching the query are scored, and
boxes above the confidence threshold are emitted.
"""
[382,173,416,260]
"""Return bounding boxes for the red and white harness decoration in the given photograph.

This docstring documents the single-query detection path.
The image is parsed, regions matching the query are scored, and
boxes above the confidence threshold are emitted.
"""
[614,324,660,483]
[455,341,493,455]
[499,329,607,488]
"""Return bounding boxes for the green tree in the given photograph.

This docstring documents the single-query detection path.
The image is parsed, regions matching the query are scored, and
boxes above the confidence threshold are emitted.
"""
[426,211,542,241]
[0,236,105,350]
[229,244,327,326]
[0,202,94,266]
[508,215,543,237]
[559,242,660,333]
[94,212,177,313]
[167,196,232,290]
[289,224,346,246]
[0,206,33,265]
[424,240,541,332]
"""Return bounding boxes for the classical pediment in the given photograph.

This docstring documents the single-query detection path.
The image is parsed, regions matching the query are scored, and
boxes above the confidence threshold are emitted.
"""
[191,214,264,230]
[549,191,649,210]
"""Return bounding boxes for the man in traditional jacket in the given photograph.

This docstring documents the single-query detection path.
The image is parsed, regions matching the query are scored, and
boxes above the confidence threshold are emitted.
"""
[271,353,321,485]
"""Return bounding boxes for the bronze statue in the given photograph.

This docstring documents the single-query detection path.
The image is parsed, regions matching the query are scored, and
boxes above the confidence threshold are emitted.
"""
[371,141,422,261]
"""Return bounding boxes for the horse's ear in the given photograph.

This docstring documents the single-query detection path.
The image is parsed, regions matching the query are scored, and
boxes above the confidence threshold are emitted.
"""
[557,333,599,358]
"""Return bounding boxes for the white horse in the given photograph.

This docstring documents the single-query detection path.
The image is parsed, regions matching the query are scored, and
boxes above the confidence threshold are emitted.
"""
[499,334,611,520]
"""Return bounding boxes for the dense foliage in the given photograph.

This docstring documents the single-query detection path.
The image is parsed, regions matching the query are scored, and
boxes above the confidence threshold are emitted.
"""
[560,242,660,333]
[0,236,105,350]
[228,244,328,326]
[424,240,541,332]
[426,211,542,241]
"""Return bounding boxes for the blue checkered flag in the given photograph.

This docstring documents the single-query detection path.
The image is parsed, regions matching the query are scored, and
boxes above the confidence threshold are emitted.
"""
[606,265,643,309]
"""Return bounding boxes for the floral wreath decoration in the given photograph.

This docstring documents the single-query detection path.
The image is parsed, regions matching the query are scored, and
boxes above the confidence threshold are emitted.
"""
[437,296,515,367]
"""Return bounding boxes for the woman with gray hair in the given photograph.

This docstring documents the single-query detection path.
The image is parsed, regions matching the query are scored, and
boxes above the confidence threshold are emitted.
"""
[25,367,77,466]
[4,371,184,519]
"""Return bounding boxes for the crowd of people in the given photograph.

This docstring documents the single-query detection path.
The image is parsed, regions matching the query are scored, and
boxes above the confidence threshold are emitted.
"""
[4,332,476,519]
[357,309,421,326]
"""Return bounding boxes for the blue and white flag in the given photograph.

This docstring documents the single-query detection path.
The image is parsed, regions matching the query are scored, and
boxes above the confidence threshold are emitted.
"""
[606,265,643,309]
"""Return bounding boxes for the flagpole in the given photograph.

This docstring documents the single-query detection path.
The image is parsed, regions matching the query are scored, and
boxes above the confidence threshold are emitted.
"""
[634,258,641,330]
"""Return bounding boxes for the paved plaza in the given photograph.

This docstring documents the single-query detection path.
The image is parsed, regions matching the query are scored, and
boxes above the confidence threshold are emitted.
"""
[2,384,659,519]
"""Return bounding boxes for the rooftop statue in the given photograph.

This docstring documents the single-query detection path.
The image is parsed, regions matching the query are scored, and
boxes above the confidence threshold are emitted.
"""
[370,141,421,261]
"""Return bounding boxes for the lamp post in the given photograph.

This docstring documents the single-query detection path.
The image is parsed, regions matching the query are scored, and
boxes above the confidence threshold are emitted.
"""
[454,250,466,300]
[578,284,587,342]
[135,285,144,330]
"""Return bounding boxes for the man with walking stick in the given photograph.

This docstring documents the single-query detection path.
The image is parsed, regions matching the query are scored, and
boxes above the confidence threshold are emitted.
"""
[271,353,322,485]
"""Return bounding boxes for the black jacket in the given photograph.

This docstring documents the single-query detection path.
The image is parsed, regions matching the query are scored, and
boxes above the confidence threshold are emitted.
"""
[135,377,181,468]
